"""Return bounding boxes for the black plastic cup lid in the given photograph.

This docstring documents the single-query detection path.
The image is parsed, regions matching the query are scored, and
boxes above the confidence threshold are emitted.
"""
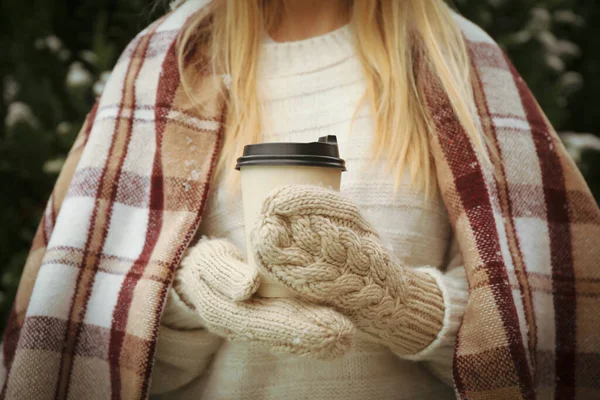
[235,135,346,171]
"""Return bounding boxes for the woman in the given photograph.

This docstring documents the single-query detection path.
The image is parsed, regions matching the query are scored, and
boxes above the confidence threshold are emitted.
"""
[1,0,598,399]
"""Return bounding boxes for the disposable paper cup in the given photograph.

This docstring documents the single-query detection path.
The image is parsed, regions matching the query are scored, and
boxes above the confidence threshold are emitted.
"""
[236,136,346,297]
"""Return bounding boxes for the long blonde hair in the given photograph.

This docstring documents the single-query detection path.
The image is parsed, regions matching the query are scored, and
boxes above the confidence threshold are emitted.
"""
[177,0,487,197]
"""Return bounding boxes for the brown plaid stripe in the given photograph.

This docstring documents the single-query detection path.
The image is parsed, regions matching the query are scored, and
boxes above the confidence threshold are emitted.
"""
[509,53,577,399]
[472,40,539,387]
[426,37,535,398]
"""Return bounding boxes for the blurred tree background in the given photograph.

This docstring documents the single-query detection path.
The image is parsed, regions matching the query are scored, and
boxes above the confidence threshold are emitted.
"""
[1,0,599,332]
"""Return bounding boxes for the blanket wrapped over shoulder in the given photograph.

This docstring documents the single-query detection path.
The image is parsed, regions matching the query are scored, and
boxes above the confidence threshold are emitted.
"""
[1,2,599,399]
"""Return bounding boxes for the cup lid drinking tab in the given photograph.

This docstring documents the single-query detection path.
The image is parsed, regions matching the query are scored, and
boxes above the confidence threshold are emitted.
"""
[235,135,346,171]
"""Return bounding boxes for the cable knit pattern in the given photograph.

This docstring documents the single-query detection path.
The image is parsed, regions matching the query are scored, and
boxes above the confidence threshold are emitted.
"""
[252,185,445,355]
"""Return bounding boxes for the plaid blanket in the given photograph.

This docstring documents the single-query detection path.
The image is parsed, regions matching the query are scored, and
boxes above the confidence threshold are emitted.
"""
[1,2,598,399]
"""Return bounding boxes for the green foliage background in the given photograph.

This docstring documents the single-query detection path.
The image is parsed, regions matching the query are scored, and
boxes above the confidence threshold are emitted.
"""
[1,0,599,332]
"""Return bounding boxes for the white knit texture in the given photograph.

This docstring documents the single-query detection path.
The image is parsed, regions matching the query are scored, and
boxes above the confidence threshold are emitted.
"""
[165,24,468,399]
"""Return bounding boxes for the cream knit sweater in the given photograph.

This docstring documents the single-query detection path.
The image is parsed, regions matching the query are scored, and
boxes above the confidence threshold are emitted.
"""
[151,24,469,400]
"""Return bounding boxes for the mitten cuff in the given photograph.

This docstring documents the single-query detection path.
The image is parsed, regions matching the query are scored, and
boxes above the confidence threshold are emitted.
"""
[401,267,468,362]
[384,267,446,356]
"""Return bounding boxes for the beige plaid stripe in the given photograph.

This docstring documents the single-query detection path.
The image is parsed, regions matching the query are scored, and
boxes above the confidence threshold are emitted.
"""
[1,2,223,398]
[470,41,538,371]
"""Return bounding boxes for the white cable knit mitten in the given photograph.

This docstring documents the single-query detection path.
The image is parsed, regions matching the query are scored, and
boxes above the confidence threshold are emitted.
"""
[162,238,355,360]
[252,185,446,356]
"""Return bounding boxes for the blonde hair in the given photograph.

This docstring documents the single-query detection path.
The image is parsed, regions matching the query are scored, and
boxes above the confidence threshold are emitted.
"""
[178,0,488,197]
